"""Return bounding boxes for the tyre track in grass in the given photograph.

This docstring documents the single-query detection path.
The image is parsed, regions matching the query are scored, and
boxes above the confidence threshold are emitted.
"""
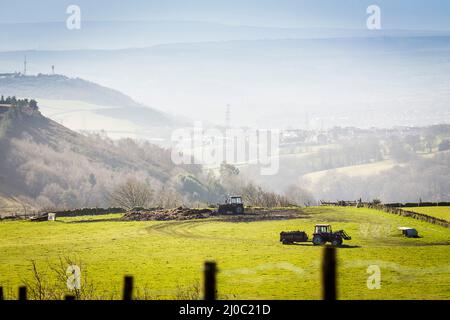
[145,210,308,243]
[147,220,216,239]
[146,209,450,248]
[146,219,274,244]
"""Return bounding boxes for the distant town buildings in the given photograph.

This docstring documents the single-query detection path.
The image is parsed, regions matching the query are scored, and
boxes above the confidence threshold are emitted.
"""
[0,72,21,78]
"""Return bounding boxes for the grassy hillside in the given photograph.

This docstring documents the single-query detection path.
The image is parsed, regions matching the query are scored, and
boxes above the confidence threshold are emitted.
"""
[404,206,450,222]
[301,160,399,183]
[0,206,449,300]
[301,151,450,184]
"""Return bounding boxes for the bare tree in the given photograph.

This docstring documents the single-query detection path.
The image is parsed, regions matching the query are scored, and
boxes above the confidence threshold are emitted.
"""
[109,178,153,210]
[22,257,95,300]
[49,256,95,300]
[21,260,48,300]
[284,184,315,206]
[240,182,292,207]
[154,186,184,209]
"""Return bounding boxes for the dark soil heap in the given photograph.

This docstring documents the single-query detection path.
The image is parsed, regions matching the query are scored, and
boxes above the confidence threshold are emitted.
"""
[122,207,213,221]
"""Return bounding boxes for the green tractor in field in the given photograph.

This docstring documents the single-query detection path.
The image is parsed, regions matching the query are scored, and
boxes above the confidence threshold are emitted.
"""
[218,196,244,214]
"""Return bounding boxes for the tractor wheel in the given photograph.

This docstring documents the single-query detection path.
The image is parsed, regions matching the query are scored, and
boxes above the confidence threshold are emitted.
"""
[312,235,325,245]
[235,206,243,214]
[282,239,290,245]
[331,238,343,247]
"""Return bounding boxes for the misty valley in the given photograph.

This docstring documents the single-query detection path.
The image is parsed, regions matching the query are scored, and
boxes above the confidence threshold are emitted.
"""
[1,82,448,213]
[0,1,449,303]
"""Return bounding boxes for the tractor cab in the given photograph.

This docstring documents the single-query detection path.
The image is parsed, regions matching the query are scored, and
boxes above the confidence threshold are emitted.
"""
[314,224,332,234]
[227,196,243,205]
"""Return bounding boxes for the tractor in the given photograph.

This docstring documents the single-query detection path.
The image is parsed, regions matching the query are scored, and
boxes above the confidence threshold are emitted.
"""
[218,196,244,214]
[312,224,351,246]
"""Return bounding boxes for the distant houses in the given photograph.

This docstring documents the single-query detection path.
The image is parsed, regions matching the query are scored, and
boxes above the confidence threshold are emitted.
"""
[0,103,11,109]
[0,72,21,78]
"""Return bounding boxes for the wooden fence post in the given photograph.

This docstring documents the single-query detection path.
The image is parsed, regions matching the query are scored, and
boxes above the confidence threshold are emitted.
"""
[123,276,134,300]
[204,261,217,301]
[18,286,27,301]
[322,246,337,300]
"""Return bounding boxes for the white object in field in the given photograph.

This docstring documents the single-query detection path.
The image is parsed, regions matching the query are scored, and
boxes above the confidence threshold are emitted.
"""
[48,213,56,221]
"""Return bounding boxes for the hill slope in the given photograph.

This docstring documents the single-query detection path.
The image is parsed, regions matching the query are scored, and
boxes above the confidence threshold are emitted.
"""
[0,74,142,107]
[0,100,206,213]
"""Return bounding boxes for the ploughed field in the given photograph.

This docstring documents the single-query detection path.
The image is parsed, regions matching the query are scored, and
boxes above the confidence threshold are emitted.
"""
[0,207,449,299]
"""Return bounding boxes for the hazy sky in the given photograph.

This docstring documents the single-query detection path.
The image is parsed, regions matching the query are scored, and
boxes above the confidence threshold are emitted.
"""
[1,1,449,129]
[1,0,450,30]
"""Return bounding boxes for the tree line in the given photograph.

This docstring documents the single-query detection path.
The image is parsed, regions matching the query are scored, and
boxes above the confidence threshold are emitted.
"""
[0,95,38,109]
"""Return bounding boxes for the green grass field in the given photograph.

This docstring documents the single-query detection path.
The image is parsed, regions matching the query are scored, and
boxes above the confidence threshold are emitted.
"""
[0,207,449,300]
[404,206,450,222]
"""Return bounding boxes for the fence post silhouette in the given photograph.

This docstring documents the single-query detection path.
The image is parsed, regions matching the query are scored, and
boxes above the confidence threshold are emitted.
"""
[3,253,342,301]
[18,286,27,301]
[322,246,337,300]
[123,276,134,300]
[204,261,217,301]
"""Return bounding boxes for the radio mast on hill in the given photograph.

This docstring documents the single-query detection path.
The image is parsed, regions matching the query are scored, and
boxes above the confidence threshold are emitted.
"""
[225,104,231,128]
[23,55,27,75]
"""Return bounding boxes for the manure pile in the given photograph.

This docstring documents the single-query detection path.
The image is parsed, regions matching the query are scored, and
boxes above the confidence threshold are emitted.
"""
[122,207,213,221]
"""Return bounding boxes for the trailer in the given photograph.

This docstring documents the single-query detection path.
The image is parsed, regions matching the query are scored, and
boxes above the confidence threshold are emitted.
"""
[280,231,308,244]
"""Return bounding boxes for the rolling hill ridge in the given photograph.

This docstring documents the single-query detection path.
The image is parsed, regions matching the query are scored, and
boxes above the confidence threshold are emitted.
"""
[0,99,199,213]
